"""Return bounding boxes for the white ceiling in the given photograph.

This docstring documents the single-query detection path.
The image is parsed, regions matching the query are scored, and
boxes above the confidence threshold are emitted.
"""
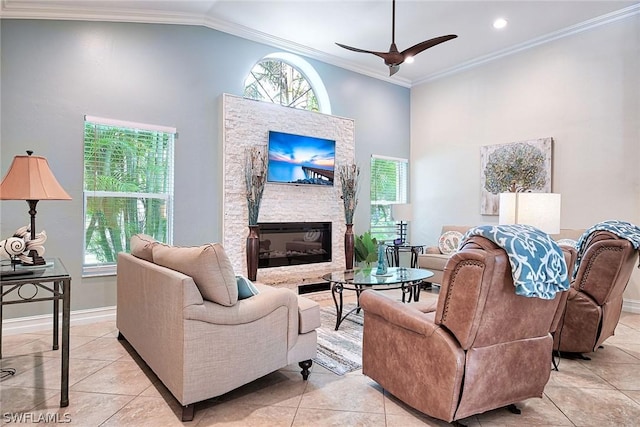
[2,0,639,87]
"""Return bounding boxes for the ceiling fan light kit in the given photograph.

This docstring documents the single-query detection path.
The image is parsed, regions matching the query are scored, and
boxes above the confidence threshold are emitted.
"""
[336,0,457,76]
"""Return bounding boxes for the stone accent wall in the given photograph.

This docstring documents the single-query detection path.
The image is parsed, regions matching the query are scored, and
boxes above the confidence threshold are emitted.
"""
[221,94,355,286]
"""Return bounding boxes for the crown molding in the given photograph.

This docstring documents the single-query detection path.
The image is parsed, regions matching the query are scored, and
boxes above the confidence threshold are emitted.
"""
[0,0,411,87]
[414,3,640,86]
[2,0,637,89]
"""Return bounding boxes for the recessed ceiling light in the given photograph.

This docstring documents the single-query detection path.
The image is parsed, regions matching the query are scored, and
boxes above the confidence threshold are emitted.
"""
[405,56,415,64]
[493,18,508,29]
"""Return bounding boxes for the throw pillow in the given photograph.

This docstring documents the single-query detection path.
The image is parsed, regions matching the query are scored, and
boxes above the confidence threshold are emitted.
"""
[130,234,159,262]
[236,275,260,299]
[438,231,464,255]
[556,238,577,248]
[152,243,238,306]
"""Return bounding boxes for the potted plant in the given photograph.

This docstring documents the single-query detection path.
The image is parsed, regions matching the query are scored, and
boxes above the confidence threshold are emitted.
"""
[354,231,378,266]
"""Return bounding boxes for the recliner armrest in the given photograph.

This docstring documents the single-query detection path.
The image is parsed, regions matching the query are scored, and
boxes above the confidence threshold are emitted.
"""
[360,290,438,337]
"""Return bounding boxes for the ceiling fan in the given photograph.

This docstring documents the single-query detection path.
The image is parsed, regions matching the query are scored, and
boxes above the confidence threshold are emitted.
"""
[336,0,457,76]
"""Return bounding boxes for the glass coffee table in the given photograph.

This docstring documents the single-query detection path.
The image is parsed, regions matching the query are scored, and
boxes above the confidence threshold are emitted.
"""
[322,267,434,330]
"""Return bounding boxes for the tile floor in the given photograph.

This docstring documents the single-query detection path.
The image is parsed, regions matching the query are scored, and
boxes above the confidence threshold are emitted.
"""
[2,290,640,426]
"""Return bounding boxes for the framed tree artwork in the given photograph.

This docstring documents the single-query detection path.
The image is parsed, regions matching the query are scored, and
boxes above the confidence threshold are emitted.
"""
[480,137,553,215]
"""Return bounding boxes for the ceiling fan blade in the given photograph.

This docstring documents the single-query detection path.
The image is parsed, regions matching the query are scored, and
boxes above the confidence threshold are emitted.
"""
[336,42,388,59]
[401,34,457,60]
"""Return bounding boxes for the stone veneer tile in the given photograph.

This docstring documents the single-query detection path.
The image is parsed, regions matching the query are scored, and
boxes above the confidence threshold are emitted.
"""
[222,94,355,286]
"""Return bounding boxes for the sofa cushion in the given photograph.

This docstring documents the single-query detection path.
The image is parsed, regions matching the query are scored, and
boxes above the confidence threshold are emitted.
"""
[153,243,238,306]
[419,253,450,271]
[438,231,463,255]
[236,275,260,300]
[130,234,159,262]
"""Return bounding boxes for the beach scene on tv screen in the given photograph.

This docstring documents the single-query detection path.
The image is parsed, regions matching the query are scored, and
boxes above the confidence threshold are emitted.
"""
[267,131,335,185]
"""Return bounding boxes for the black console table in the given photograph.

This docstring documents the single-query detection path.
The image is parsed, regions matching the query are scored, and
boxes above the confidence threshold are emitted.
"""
[0,258,71,407]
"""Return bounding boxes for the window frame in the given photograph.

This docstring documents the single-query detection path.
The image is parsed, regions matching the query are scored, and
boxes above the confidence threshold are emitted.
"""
[370,155,409,243]
[244,52,332,115]
[82,115,176,277]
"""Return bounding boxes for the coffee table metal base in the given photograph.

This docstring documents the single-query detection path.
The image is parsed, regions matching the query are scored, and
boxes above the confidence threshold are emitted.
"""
[330,280,423,331]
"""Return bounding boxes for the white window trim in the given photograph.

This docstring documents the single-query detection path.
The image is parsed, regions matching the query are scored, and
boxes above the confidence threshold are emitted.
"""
[258,52,332,115]
[82,116,175,277]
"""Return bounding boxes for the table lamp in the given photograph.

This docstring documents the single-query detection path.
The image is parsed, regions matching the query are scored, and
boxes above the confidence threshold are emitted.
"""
[391,203,413,244]
[0,151,72,265]
[499,192,561,234]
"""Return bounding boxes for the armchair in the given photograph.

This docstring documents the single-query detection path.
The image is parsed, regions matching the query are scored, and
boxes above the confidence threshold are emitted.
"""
[117,236,320,421]
[553,230,639,356]
[360,235,572,423]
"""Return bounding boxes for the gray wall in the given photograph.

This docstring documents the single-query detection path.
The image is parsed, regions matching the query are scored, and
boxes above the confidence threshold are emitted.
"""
[0,19,410,319]
[410,14,640,302]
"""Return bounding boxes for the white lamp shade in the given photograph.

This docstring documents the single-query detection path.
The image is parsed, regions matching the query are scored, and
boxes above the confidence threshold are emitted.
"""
[391,203,413,221]
[499,193,561,234]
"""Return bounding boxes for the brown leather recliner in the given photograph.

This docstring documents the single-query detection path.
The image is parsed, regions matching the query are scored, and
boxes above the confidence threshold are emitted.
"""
[360,236,574,423]
[553,230,639,355]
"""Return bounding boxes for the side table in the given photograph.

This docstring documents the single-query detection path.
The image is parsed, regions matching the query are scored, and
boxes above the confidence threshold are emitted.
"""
[386,243,424,268]
[1,258,71,407]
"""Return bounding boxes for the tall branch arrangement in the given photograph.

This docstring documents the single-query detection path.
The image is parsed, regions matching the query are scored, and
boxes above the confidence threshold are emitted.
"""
[339,163,360,224]
[245,146,268,226]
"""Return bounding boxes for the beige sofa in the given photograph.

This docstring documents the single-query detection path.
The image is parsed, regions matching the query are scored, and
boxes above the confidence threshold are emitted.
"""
[116,237,320,421]
[418,225,584,286]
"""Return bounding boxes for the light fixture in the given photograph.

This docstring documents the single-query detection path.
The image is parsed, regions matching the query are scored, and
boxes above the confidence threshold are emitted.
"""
[493,18,508,29]
[0,151,72,265]
[391,203,413,244]
[404,56,415,64]
[499,193,561,234]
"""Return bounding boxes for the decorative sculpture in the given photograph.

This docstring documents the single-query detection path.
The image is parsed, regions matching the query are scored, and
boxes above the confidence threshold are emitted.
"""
[1,225,47,264]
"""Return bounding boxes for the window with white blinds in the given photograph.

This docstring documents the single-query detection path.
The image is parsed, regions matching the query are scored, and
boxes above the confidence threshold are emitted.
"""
[83,116,175,275]
[370,155,408,242]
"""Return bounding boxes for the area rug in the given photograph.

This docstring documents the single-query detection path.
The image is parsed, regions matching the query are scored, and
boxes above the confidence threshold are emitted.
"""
[314,303,363,375]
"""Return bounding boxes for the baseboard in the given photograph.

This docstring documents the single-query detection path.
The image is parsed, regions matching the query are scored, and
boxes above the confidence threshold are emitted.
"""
[623,299,640,314]
[2,306,117,336]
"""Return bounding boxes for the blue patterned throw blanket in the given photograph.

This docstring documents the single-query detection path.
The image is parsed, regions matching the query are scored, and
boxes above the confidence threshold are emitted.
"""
[574,220,640,278]
[461,225,569,299]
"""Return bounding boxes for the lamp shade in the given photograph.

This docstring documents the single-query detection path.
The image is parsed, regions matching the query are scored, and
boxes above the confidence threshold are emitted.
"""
[0,152,71,200]
[391,203,413,221]
[499,192,561,234]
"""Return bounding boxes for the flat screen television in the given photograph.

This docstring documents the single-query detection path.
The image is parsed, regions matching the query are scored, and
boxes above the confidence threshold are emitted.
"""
[267,131,335,186]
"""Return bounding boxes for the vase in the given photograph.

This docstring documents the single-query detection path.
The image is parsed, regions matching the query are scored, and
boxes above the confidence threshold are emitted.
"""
[376,243,388,275]
[344,224,355,270]
[246,225,260,281]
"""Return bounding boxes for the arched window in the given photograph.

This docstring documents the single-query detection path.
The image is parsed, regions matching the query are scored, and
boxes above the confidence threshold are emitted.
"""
[244,52,331,114]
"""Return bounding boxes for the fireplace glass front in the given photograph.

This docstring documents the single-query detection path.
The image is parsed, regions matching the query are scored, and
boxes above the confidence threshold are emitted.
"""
[258,222,332,268]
